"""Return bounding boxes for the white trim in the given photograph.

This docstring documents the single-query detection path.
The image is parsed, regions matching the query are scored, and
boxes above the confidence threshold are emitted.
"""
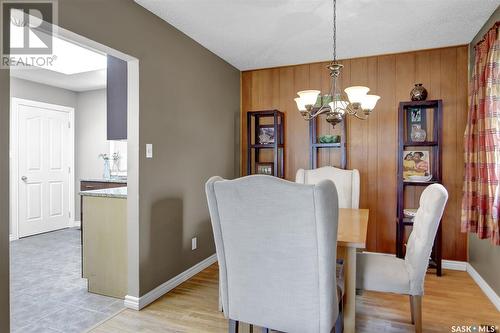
[68,220,81,228]
[442,260,467,271]
[9,235,17,242]
[467,263,500,311]
[10,98,75,239]
[124,254,218,311]
[126,59,140,299]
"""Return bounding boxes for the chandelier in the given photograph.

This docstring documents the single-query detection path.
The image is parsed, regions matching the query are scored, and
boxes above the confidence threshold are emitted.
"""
[294,0,380,127]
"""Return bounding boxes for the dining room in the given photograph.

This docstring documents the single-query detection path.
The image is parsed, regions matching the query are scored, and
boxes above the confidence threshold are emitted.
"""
[1,1,499,333]
[85,1,500,332]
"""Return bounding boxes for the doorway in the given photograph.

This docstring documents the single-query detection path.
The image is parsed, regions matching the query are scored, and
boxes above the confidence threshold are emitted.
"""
[7,22,140,332]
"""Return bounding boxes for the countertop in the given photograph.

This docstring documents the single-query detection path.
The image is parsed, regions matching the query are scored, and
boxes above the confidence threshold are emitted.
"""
[79,187,127,199]
[80,178,127,184]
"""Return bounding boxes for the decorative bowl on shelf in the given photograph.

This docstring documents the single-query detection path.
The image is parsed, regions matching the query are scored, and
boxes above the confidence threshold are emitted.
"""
[407,174,433,182]
[403,208,418,218]
[319,135,340,143]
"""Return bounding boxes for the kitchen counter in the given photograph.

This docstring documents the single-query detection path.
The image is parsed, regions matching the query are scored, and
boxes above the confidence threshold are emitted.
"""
[80,178,127,184]
[79,187,127,199]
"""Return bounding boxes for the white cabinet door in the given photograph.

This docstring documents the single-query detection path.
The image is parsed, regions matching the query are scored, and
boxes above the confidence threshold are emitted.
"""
[18,103,70,237]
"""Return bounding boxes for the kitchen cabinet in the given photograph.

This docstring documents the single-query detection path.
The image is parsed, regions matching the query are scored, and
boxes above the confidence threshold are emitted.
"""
[80,190,127,299]
[107,55,128,140]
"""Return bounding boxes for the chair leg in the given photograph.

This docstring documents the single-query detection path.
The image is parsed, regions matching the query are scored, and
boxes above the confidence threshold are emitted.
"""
[409,295,415,324]
[229,319,239,333]
[261,328,270,333]
[410,295,422,333]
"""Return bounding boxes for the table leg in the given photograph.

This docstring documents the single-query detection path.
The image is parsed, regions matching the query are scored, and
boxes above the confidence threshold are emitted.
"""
[338,246,356,333]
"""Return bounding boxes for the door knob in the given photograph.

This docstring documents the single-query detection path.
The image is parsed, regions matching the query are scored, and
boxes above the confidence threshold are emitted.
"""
[21,176,27,182]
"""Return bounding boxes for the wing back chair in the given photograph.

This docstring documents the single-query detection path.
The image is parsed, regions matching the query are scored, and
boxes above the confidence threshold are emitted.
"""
[356,184,448,333]
[206,175,341,333]
[296,166,360,209]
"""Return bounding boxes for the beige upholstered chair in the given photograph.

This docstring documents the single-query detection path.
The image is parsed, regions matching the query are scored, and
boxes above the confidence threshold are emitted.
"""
[296,166,360,209]
[356,184,448,333]
[206,175,341,333]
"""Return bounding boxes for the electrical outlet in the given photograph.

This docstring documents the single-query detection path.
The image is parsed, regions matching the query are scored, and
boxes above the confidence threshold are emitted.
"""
[146,144,153,158]
[191,237,197,250]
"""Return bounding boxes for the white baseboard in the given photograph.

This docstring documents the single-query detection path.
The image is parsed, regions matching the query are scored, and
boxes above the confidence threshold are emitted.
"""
[124,253,218,311]
[68,220,81,228]
[9,234,18,242]
[467,263,500,311]
[442,260,467,271]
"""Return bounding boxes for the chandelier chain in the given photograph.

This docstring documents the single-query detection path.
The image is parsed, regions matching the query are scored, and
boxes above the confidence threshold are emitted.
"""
[333,0,337,62]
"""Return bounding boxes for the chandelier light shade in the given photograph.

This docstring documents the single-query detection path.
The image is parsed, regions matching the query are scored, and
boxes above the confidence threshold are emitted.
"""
[294,0,380,127]
[297,90,321,107]
[344,86,370,104]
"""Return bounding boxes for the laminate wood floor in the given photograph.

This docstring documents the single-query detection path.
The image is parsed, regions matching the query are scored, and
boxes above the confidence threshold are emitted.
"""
[90,263,500,333]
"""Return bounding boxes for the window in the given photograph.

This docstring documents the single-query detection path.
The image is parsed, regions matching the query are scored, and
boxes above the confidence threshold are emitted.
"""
[109,141,127,176]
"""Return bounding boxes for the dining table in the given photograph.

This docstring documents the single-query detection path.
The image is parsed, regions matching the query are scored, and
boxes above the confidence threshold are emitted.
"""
[337,208,369,333]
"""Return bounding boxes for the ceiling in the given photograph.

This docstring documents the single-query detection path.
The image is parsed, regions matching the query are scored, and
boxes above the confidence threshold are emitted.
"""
[9,28,107,91]
[10,67,106,92]
[135,0,500,71]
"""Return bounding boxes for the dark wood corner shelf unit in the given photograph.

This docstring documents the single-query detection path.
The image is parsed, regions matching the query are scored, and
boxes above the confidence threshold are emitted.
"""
[309,116,347,169]
[246,110,285,178]
[397,99,443,276]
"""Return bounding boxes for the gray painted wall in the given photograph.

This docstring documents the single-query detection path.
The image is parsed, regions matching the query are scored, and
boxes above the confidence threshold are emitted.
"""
[57,0,240,295]
[10,77,77,108]
[75,89,108,218]
[0,68,10,332]
[467,5,500,296]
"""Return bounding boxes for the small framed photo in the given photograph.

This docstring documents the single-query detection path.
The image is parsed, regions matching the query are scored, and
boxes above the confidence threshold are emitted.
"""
[256,163,274,176]
[406,107,427,142]
[258,125,275,145]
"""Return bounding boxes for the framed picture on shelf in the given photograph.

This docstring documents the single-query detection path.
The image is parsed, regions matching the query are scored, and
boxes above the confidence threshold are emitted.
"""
[403,150,430,180]
[256,163,274,175]
[258,125,275,145]
[406,107,427,142]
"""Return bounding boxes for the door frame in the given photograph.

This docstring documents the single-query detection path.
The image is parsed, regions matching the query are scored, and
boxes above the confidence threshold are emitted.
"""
[9,98,75,240]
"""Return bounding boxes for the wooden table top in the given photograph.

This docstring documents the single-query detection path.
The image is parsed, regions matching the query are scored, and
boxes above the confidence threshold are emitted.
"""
[337,208,369,248]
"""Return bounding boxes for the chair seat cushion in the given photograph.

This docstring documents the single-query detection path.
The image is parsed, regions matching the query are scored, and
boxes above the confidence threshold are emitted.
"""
[356,253,411,294]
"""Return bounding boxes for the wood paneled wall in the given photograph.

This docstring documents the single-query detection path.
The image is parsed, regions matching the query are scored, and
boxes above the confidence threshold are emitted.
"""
[241,45,468,260]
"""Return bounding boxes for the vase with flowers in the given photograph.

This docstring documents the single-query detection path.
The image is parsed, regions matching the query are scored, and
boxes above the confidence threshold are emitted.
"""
[98,153,111,179]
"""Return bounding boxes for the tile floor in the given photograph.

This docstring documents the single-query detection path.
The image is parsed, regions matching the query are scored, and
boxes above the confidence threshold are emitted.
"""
[10,228,124,333]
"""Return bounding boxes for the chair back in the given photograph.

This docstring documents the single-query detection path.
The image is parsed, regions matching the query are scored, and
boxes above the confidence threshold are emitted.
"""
[404,184,448,295]
[206,175,339,333]
[296,166,360,208]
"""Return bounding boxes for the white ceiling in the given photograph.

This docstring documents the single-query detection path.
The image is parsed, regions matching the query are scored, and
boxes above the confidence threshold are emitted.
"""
[10,67,106,92]
[135,0,500,70]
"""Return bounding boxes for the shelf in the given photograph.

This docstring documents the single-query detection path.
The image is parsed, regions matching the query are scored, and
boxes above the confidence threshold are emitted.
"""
[403,141,438,147]
[250,144,284,149]
[403,180,439,186]
[311,143,342,148]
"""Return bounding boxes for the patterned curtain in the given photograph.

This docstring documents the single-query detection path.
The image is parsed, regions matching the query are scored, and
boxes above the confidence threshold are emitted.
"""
[461,22,500,246]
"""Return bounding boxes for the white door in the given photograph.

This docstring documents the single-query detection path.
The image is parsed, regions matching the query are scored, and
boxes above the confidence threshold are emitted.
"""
[17,102,71,237]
